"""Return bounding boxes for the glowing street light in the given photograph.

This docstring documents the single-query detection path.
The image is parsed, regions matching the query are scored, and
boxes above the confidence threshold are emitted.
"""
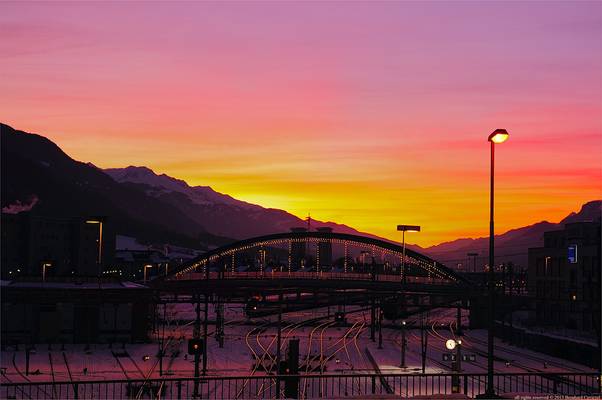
[143,264,153,283]
[42,262,52,283]
[483,128,509,398]
[400,320,407,368]
[488,129,509,144]
[397,225,420,284]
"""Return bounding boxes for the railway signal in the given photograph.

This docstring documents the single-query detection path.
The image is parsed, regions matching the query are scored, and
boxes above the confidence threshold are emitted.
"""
[400,320,407,368]
[284,339,300,398]
[188,338,204,355]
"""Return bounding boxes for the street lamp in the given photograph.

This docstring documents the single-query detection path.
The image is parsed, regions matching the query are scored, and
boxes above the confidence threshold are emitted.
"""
[544,256,551,275]
[143,264,153,283]
[483,128,509,398]
[86,219,104,276]
[42,262,52,283]
[397,225,420,283]
[400,320,407,368]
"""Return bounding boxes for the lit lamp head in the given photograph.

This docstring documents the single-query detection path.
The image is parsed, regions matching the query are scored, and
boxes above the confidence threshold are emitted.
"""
[397,225,421,232]
[488,129,509,144]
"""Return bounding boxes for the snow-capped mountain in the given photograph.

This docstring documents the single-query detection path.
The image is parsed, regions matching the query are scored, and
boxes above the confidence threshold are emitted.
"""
[4,121,599,266]
[102,166,373,240]
[1,123,231,249]
[105,166,260,210]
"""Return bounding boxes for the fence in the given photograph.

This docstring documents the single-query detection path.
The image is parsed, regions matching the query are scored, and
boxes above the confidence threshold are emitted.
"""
[2,372,599,399]
[177,271,453,286]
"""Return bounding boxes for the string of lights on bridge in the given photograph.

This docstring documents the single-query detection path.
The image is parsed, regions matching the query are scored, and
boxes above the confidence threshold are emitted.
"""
[172,235,460,283]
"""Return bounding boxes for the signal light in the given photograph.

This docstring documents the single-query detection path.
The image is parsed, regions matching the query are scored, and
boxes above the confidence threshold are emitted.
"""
[188,339,204,355]
[334,312,346,324]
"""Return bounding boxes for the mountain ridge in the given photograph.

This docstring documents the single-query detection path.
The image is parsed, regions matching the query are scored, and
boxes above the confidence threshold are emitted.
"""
[103,165,381,240]
[0,123,232,249]
[2,122,599,268]
[420,201,601,267]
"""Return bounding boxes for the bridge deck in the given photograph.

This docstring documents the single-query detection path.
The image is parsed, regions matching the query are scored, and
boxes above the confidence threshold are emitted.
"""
[156,271,475,296]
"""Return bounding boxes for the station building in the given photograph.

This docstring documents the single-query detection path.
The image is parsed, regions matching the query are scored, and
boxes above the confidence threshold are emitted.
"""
[1,212,115,279]
[1,280,152,345]
[528,220,601,334]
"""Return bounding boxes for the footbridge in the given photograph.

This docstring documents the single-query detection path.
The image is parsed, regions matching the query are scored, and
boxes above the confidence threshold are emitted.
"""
[154,231,474,298]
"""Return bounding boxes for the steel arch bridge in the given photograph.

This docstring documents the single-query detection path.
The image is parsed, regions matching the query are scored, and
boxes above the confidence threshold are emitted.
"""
[161,231,468,286]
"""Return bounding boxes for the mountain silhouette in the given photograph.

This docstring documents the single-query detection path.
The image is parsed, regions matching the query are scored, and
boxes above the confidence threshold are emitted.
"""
[1,123,375,250]
[1,123,231,249]
[2,122,599,267]
[419,201,601,267]
[104,165,378,240]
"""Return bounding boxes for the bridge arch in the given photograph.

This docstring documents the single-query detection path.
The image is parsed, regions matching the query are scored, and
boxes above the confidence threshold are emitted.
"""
[163,231,468,284]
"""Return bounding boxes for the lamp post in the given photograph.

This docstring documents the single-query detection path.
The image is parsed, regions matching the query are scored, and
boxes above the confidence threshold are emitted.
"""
[400,320,407,368]
[456,339,462,373]
[544,256,551,275]
[483,128,509,398]
[41,262,52,283]
[86,219,104,277]
[397,225,421,283]
[143,264,153,283]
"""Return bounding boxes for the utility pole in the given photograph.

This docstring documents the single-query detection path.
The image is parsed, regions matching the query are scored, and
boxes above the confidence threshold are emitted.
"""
[457,339,462,373]
[378,304,383,349]
[276,291,283,398]
[420,312,428,373]
[500,263,507,341]
[25,347,31,375]
[193,296,201,398]
[456,303,463,336]
[508,263,514,344]
[370,296,376,342]
[159,303,166,376]
[400,320,407,368]
[202,294,209,375]
[216,297,224,348]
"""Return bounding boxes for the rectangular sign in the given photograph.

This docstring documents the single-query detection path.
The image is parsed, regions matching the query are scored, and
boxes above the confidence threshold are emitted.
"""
[568,245,578,264]
[442,354,456,361]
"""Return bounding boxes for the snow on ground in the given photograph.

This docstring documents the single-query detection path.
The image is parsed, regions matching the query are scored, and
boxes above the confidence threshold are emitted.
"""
[1,305,596,399]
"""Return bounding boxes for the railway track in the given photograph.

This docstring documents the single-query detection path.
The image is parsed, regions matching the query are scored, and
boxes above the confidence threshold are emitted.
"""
[10,353,53,399]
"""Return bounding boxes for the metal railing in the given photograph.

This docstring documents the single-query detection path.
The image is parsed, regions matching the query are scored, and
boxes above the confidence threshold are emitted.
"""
[2,372,599,399]
[176,271,454,286]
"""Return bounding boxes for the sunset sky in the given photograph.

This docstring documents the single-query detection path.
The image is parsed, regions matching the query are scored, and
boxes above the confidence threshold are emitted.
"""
[2,1,601,246]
